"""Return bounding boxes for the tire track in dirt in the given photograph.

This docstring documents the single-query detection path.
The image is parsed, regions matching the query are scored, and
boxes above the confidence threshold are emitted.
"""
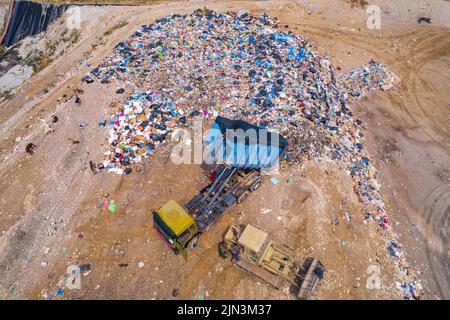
[423,184,450,299]
[393,28,450,146]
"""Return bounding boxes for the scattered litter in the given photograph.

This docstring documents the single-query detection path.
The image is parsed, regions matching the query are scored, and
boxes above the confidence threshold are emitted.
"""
[56,288,64,296]
[332,207,339,226]
[39,118,56,134]
[25,143,36,154]
[260,208,272,214]
[417,17,431,24]
[9,285,16,295]
[69,138,80,145]
[79,264,91,272]
[387,241,401,258]
[101,191,110,198]
[339,60,395,98]
[81,75,94,84]
[215,264,224,273]
[332,216,339,226]
[138,261,144,268]
[270,177,280,185]
[344,209,351,222]
[108,201,118,213]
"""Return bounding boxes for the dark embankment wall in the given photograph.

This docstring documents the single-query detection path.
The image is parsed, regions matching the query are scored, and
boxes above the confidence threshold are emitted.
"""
[2,1,68,47]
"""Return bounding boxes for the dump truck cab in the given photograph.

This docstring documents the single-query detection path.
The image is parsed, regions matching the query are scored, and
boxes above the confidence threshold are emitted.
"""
[152,200,199,260]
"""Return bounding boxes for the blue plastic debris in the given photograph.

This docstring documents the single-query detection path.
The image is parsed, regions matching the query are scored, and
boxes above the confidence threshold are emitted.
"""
[270,177,280,185]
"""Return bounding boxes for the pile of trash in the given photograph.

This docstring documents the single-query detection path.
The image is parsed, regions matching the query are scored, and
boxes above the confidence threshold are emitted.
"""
[338,60,395,99]
[89,9,395,173]
[97,92,188,175]
[86,9,418,299]
[389,240,423,300]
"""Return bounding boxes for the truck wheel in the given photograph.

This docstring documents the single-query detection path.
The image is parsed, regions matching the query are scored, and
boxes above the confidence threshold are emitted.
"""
[250,179,261,192]
[237,192,248,204]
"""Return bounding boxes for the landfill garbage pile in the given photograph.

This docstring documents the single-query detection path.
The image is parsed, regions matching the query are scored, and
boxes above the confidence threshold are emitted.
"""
[87,9,419,299]
[96,92,187,175]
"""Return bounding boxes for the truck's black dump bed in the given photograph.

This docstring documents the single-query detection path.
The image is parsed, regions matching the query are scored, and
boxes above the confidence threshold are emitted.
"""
[205,116,289,169]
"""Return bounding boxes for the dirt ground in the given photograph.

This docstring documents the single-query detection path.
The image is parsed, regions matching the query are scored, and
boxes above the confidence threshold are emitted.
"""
[0,0,448,300]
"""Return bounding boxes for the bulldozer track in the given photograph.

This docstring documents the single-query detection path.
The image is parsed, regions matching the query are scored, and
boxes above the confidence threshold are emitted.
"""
[179,246,219,298]
[177,217,234,297]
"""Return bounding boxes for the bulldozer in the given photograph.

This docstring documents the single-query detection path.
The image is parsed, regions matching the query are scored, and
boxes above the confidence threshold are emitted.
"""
[222,224,324,299]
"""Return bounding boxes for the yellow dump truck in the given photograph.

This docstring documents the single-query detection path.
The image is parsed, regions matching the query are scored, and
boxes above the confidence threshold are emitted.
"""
[152,199,199,260]
[152,166,263,260]
[223,224,324,299]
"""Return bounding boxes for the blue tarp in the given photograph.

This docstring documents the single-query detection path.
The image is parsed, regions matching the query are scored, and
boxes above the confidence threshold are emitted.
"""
[205,116,288,169]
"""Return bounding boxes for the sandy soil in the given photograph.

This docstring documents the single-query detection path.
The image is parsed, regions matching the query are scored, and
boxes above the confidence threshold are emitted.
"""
[0,0,448,300]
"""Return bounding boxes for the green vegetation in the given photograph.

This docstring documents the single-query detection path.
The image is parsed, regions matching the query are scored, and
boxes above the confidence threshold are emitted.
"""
[19,26,81,75]
[61,28,68,39]
[69,30,81,44]
[22,51,53,73]
[46,40,58,57]
[348,0,369,8]
[61,29,81,45]
[92,20,128,50]
[103,20,129,37]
